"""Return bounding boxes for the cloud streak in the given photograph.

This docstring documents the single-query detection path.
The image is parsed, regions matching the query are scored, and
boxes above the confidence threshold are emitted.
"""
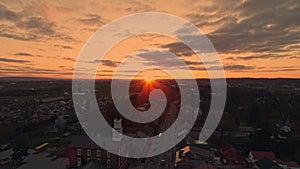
[78,14,104,26]
[0,57,30,63]
[14,52,33,56]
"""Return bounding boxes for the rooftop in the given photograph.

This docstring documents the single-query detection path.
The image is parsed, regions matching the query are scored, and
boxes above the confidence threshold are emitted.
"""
[255,157,282,169]
[251,151,277,161]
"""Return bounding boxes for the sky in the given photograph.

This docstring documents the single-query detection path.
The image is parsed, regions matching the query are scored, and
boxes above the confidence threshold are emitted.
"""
[0,0,300,79]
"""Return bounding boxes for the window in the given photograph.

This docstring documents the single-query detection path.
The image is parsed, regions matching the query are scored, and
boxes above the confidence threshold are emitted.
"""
[77,157,82,167]
[119,157,121,167]
[107,159,111,168]
[97,159,101,164]
[77,149,81,156]
[107,152,110,158]
[87,158,90,162]
[97,150,101,157]
[87,149,91,156]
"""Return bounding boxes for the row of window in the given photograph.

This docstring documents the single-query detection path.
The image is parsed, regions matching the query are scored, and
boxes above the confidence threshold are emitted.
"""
[77,149,110,158]
[78,158,111,168]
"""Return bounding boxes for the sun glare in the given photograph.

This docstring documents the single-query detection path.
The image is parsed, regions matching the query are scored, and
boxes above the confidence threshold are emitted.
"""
[144,75,155,84]
[145,79,153,84]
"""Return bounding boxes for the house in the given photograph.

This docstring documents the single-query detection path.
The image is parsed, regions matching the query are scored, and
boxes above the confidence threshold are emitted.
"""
[219,143,239,164]
[189,143,215,162]
[277,159,300,169]
[254,157,282,169]
[249,151,277,163]
[175,140,216,169]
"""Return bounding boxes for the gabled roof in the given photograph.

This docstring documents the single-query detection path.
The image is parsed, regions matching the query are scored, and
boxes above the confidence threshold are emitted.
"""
[277,159,300,168]
[284,161,300,167]
[219,143,238,161]
[68,135,122,151]
[69,136,100,149]
[251,151,277,161]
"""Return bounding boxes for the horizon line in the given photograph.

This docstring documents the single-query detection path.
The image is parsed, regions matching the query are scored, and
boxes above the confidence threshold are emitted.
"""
[1,76,300,81]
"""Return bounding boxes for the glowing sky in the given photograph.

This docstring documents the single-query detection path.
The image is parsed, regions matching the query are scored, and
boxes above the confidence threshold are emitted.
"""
[0,0,299,79]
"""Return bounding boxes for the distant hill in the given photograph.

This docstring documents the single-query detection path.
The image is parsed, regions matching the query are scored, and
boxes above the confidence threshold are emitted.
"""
[0,77,65,82]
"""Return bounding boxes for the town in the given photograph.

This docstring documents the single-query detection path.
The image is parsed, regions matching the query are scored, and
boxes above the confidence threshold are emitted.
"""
[0,78,300,169]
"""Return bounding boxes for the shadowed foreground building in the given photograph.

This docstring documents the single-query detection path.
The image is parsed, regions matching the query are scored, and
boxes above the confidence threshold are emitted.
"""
[66,135,128,169]
[66,118,128,169]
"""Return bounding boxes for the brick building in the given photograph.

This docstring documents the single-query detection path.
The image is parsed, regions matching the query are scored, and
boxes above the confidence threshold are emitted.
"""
[66,118,128,169]
[66,135,127,169]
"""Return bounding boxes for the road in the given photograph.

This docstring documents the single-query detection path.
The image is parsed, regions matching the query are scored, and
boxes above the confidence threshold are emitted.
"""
[145,102,178,169]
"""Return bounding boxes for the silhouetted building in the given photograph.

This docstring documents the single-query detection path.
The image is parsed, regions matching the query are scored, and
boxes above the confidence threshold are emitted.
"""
[66,136,128,169]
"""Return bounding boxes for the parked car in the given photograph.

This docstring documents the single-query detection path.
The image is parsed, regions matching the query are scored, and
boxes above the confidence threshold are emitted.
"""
[51,155,58,161]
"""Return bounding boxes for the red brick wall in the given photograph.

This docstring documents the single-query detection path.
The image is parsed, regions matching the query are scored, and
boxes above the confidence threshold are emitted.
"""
[66,148,77,168]
[66,147,127,169]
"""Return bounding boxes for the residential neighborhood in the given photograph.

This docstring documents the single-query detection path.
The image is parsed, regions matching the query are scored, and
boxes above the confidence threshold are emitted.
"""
[0,79,300,169]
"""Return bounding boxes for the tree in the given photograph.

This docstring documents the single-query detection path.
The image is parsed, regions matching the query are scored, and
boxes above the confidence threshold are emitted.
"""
[247,103,260,125]
[11,148,28,165]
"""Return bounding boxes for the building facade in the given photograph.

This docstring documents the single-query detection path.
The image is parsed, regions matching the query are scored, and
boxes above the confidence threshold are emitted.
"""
[66,118,127,169]
[67,143,127,169]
